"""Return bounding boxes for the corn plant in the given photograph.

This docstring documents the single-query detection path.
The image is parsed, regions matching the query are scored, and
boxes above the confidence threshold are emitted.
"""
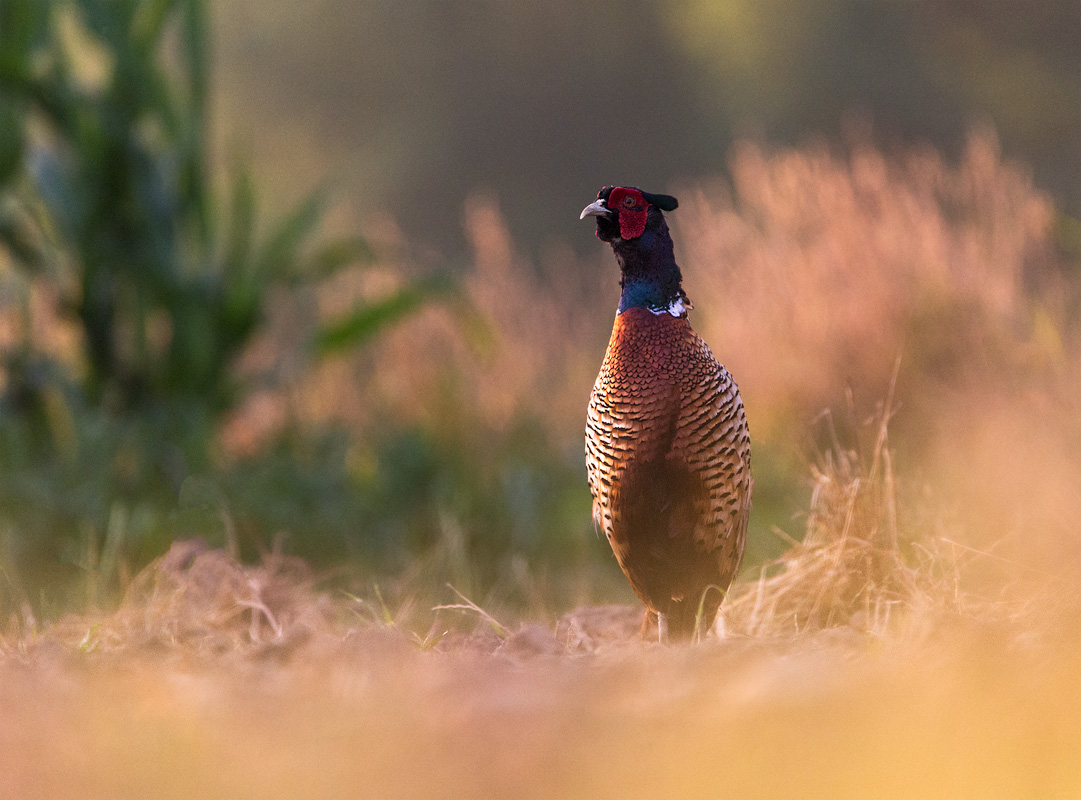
[0,0,450,609]
[0,0,442,427]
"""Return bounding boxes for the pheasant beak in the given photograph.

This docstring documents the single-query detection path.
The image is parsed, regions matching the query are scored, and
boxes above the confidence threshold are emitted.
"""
[579,199,610,220]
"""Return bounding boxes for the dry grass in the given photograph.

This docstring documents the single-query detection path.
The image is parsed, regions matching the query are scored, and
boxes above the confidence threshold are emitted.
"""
[5,390,1081,798]
[722,403,1050,643]
[255,129,1067,442]
[679,128,1065,431]
[3,498,1080,798]
[6,370,1077,799]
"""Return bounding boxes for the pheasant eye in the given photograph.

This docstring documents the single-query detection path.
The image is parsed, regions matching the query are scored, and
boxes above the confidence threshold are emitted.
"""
[623,195,636,208]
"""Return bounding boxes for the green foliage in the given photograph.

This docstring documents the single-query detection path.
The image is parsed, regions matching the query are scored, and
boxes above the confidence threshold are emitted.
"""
[341,406,599,603]
[0,0,451,611]
[1,1,327,414]
[0,394,366,611]
[0,0,438,418]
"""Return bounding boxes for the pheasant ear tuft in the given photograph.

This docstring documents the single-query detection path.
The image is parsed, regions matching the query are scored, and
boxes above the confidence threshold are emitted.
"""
[642,192,678,212]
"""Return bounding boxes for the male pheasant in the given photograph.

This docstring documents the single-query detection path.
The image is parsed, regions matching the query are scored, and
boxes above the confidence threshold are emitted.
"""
[581,186,752,643]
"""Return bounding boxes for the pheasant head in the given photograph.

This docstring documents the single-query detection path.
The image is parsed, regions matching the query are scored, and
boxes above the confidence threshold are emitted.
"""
[580,186,689,317]
[579,185,679,242]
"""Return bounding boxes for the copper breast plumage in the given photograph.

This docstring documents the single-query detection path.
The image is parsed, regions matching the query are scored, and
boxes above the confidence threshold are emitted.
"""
[585,307,752,639]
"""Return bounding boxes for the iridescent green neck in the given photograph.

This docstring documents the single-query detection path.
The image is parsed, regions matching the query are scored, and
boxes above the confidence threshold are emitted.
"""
[614,225,684,315]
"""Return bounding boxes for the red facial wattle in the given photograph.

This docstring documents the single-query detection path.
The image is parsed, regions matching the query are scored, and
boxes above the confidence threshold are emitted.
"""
[608,187,649,239]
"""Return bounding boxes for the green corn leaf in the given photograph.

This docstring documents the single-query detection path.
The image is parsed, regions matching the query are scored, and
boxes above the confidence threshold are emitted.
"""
[137,57,180,136]
[224,166,255,272]
[0,100,24,185]
[131,0,179,55]
[80,0,135,56]
[0,0,51,58]
[0,69,76,136]
[286,236,376,283]
[181,0,208,122]
[315,273,453,355]
[252,189,325,281]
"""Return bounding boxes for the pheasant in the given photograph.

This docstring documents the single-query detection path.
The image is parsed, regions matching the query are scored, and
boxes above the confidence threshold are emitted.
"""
[581,186,752,643]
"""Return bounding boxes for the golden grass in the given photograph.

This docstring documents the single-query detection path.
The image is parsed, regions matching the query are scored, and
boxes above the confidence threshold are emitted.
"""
[4,515,1080,798]
[677,129,1065,434]
[4,637,1080,799]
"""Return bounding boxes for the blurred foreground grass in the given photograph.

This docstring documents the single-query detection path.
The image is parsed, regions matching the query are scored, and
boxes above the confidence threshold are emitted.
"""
[5,620,1080,800]
[3,435,1078,800]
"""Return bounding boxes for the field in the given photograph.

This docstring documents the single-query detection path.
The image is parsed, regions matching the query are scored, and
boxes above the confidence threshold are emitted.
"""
[3,130,1081,797]
[5,599,1081,799]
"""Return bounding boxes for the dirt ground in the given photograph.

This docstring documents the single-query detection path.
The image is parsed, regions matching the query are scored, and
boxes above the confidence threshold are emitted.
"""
[3,541,1079,800]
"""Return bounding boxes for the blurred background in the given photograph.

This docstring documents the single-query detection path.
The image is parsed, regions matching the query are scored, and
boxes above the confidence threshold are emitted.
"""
[214,0,1081,254]
[0,0,1078,619]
